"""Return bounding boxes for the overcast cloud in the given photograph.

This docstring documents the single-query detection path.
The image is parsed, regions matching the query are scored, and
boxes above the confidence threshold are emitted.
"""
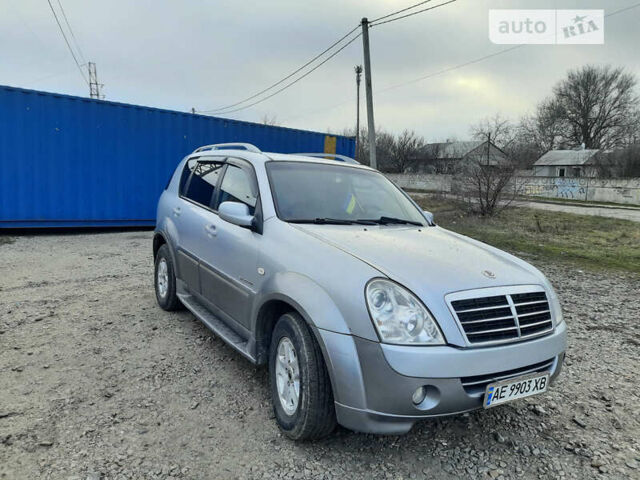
[1,0,639,140]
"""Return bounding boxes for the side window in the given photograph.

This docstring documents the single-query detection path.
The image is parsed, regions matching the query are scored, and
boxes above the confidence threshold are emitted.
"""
[179,158,197,195]
[182,160,225,207]
[216,164,258,214]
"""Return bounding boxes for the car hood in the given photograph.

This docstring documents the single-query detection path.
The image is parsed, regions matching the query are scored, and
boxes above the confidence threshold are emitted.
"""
[293,224,544,296]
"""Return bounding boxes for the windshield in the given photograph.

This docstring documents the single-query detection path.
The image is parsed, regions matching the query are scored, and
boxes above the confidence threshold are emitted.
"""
[267,162,427,226]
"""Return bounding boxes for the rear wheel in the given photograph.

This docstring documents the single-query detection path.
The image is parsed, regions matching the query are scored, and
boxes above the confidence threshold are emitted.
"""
[154,244,182,311]
[269,312,336,440]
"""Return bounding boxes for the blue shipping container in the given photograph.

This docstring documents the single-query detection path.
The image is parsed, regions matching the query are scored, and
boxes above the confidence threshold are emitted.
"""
[0,85,355,228]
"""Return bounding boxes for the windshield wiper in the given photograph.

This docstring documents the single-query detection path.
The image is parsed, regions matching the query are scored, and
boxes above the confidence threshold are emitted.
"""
[288,217,374,225]
[358,216,424,226]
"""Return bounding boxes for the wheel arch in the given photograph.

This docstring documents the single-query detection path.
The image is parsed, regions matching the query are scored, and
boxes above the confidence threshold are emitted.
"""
[252,273,359,408]
[152,230,179,274]
[153,231,167,259]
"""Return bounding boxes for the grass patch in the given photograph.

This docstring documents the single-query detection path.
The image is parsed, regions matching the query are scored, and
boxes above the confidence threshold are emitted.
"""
[413,194,640,273]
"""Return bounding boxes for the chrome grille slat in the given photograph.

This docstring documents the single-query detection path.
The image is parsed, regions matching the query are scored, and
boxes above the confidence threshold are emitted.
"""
[454,304,512,314]
[459,314,515,325]
[467,325,518,335]
[450,290,553,346]
[512,300,548,307]
[520,319,553,329]
[517,309,550,317]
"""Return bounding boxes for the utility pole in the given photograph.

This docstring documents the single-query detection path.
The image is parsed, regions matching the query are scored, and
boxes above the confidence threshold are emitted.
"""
[354,65,362,162]
[88,62,102,99]
[361,18,377,169]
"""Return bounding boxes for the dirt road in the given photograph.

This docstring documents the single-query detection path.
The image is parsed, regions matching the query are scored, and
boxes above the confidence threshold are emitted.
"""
[1,232,638,479]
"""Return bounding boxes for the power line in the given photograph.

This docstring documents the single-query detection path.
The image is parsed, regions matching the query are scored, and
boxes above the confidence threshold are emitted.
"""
[370,0,434,24]
[207,33,362,116]
[376,1,639,92]
[378,46,523,94]
[46,0,88,85]
[286,0,640,123]
[56,0,86,65]
[606,0,640,16]
[199,25,360,113]
[371,0,458,27]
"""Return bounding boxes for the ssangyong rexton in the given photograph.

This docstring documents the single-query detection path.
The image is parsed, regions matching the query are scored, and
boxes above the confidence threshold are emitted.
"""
[153,143,566,440]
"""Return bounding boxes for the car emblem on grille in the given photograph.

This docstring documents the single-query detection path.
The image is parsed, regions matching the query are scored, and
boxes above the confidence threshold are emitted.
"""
[482,270,496,279]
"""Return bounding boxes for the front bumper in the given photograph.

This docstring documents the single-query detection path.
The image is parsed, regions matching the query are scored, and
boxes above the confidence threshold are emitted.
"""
[317,321,567,435]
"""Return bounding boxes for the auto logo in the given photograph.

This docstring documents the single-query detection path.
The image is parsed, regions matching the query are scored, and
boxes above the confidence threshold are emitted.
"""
[482,270,496,279]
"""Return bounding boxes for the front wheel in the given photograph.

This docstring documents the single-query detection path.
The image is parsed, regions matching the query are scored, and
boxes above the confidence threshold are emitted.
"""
[269,312,336,440]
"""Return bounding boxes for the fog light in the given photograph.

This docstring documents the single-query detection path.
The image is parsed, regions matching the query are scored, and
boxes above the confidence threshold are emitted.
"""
[412,386,427,405]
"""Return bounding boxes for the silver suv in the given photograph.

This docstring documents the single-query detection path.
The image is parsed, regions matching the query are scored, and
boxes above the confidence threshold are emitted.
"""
[153,143,567,440]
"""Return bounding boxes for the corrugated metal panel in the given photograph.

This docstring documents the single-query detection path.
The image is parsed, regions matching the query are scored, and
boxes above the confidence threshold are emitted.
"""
[0,85,355,228]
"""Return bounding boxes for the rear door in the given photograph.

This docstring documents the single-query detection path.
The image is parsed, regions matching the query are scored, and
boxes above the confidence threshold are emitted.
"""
[198,158,261,329]
[174,157,225,293]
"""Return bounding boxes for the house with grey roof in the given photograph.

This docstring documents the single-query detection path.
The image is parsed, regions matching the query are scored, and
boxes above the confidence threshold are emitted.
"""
[412,140,508,173]
[533,149,601,177]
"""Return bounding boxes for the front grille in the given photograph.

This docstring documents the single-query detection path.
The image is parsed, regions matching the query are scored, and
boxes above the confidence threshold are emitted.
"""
[461,358,555,395]
[451,291,553,345]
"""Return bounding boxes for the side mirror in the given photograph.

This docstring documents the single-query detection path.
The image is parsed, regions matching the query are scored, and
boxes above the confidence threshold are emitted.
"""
[219,201,254,228]
[423,210,434,225]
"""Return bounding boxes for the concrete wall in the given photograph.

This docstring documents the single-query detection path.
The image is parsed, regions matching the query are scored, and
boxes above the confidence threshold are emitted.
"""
[516,176,640,204]
[387,173,452,192]
[387,173,640,206]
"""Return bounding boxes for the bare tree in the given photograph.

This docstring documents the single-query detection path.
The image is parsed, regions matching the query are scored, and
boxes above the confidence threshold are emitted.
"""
[260,114,279,126]
[374,130,397,172]
[546,65,639,149]
[454,152,518,216]
[594,144,640,177]
[519,100,566,152]
[341,127,368,165]
[469,113,516,148]
[389,129,425,173]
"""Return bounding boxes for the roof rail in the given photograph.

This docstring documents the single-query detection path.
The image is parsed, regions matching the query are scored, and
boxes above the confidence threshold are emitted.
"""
[193,143,261,154]
[295,153,359,165]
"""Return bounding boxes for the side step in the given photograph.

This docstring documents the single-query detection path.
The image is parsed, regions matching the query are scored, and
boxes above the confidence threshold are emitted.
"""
[178,293,256,363]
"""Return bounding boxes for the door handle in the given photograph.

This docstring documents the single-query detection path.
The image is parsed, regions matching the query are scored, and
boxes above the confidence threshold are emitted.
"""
[172,207,181,217]
[205,224,217,237]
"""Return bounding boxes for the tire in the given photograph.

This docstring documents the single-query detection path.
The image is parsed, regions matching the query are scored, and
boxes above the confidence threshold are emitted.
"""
[154,244,182,311]
[269,312,336,440]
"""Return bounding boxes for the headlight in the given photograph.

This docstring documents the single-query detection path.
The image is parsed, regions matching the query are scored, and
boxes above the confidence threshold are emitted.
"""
[548,286,564,325]
[365,279,445,345]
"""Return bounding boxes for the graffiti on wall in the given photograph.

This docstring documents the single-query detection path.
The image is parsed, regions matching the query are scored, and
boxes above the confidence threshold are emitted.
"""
[386,174,640,206]
[520,177,588,200]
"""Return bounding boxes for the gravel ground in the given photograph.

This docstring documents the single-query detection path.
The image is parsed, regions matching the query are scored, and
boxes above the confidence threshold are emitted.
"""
[1,231,639,480]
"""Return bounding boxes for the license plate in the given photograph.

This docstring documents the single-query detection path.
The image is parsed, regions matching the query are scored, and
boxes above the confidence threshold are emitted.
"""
[484,372,549,408]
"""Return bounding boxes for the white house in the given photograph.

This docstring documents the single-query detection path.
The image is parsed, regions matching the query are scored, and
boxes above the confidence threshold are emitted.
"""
[533,149,600,177]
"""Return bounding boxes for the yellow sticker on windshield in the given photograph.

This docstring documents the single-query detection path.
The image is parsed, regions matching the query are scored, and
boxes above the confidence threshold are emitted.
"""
[345,194,356,214]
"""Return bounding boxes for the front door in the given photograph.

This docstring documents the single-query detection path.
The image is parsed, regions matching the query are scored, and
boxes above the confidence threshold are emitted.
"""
[198,159,261,329]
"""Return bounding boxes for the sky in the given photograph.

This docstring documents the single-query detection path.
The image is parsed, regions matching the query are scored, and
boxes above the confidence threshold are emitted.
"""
[1,0,639,141]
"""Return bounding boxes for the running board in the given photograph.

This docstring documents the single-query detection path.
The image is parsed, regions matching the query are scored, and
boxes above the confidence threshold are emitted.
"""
[178,293,256,363]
